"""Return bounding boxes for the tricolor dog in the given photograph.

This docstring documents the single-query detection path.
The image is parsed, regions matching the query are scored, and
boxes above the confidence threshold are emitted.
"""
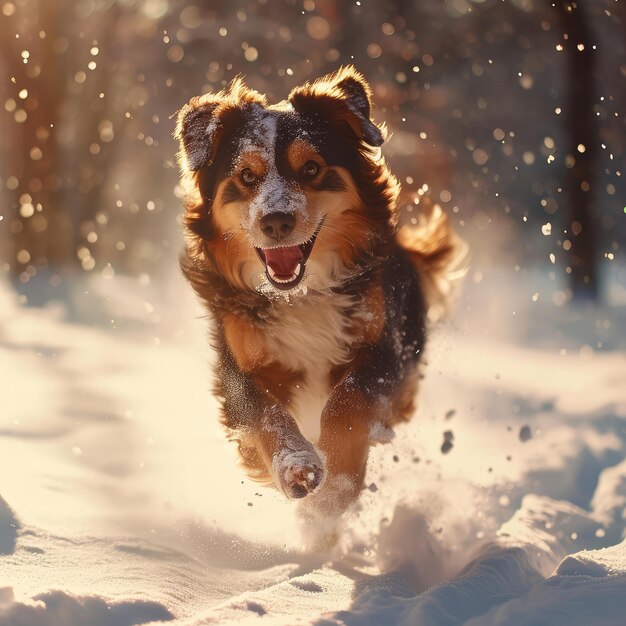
[175,66,465,516]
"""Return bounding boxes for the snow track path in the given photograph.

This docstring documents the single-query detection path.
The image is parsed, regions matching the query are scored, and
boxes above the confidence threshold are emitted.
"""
[0,275,625,625]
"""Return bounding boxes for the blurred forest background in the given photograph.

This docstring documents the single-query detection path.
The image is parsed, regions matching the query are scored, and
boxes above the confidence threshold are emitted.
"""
[0,0,624,309]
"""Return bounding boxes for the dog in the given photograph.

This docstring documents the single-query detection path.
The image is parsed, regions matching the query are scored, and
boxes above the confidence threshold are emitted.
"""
[175,66,466,517]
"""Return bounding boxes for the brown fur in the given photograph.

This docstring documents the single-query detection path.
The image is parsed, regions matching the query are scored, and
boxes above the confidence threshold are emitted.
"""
[397,203,469,322]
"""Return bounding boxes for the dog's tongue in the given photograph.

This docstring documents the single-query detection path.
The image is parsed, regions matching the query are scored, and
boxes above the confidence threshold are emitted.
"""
[263,246,303,278]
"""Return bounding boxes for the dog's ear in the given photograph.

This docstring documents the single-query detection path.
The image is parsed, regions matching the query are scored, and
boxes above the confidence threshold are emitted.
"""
[175,78,267,171]
[288,66,385,148]
[175,98,222,171]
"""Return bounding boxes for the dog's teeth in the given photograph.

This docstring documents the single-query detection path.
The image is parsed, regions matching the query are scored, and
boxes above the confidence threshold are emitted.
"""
[267,265,300,284]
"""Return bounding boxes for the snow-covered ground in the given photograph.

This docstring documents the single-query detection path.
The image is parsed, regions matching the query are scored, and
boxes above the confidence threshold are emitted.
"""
[0,263,625,626]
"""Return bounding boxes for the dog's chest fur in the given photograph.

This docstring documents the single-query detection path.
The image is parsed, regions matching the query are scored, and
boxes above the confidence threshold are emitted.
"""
[263,293,355,443]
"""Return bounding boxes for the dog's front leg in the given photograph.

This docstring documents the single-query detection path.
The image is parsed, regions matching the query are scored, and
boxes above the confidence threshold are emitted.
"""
[314,347,397,514]
[220,353,324,499]
[220,316,325,499]
[256,403,324,499]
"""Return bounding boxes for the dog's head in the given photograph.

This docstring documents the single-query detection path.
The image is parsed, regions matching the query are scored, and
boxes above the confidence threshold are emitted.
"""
[176,66,399,297]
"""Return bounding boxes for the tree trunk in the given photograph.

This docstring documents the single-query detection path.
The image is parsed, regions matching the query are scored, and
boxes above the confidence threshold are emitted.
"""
[553,0,599,301]
[0,0,73,303]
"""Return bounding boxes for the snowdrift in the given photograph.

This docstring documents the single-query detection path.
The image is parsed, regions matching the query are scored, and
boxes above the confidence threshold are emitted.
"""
[0,270,625,625]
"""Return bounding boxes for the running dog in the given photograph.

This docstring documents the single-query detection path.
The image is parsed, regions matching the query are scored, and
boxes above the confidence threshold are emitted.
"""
[175,66,466,516]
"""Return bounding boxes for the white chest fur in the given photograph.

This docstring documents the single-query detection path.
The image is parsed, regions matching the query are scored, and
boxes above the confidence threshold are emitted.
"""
[263,293,354,443]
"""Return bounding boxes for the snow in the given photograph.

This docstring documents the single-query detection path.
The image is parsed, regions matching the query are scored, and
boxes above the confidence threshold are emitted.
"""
[369,421,396,444]
[0,264,625,625]
[0,588,173,626]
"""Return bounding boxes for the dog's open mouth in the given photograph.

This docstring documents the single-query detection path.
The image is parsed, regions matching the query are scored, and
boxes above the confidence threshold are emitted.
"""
[256,230,320,291]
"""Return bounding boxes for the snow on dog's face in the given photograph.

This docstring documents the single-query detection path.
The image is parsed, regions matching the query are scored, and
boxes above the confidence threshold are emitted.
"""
[176,66,399,297]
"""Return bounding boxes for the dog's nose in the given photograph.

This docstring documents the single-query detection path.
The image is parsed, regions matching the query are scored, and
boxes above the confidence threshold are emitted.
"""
[260,212,295,241]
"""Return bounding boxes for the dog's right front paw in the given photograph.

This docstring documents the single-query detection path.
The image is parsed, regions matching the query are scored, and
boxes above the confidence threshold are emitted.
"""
[273,447,324,499]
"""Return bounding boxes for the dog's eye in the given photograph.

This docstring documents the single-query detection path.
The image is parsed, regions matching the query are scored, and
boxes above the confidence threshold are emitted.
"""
[241,168,257,186]
[302,161,320,178]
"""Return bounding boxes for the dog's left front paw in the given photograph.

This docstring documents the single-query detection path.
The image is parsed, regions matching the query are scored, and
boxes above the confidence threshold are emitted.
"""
[273,447,324,499]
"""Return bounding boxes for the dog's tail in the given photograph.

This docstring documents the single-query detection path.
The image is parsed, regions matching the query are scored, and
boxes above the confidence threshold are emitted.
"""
[397,204,469,323]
